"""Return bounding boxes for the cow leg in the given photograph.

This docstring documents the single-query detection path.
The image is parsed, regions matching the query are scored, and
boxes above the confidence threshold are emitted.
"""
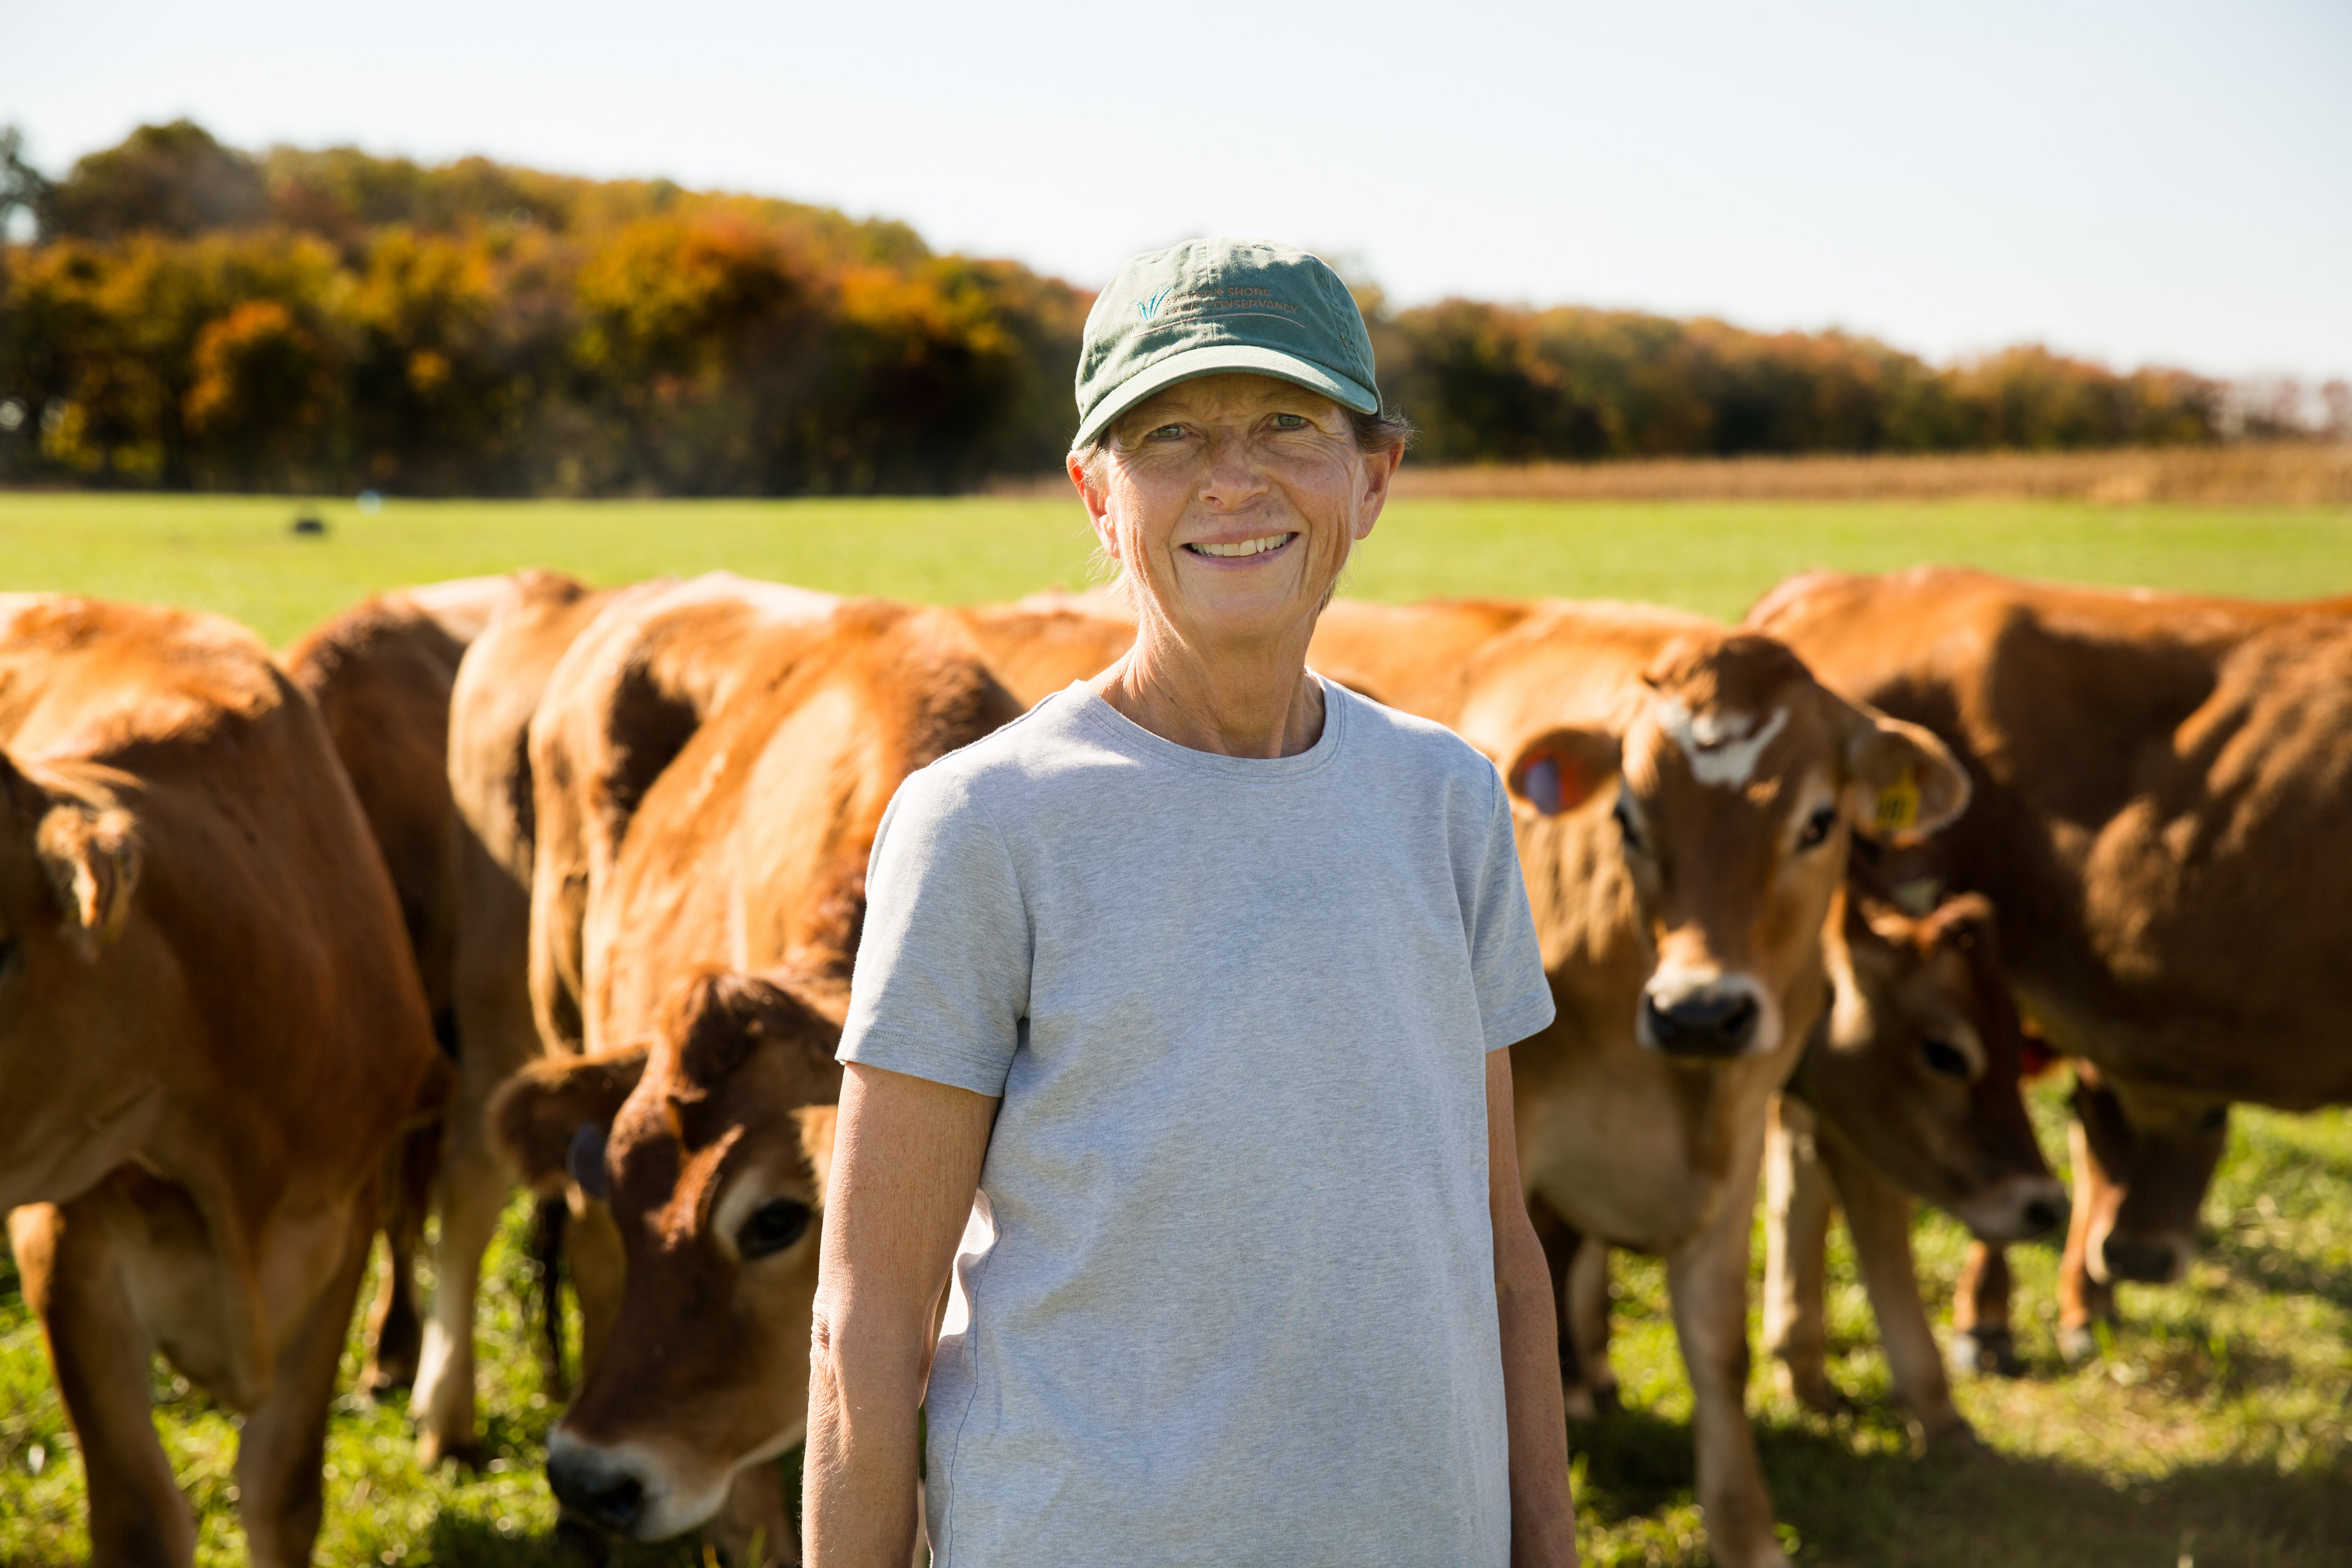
[236,1200,376,1568]
[362,1122,437,1398]
[1529,1197,1617,1418]
[2057,1115,2122,1362]
[414,838,537,1466]
[1950,1243,2020,1376]
[410,1110,507,1469]
[8,1201,196,1568]
[1762,1096,1848,1416]
[1564,1232,1620,1415]
[1664,1151,1789,1568]
[709,1463,799,1565]
[1815,1131,1979,1454]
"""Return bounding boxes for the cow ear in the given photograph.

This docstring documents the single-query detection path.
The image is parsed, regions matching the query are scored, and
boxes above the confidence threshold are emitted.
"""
[1504,727,1622,817]
[1844,709,1969,844]
[36,804,141,961]
[491,1044,650,1192]
[791,1104,839,1209]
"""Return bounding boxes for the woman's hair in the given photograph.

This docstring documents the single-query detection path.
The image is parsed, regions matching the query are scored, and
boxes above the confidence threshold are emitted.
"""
[1072,408,1416,595]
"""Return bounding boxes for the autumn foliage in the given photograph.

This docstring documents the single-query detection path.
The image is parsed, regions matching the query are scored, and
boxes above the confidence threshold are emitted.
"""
[0,122,2333,496]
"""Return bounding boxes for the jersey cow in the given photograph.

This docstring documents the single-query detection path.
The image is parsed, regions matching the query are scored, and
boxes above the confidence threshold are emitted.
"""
[496,588,1020,1562]
[1761,888,2064,1447]
[1,597,440,1566]
[283,576,524,1413]
[1321,599,1970,1568]
[1751,568,2352,1356]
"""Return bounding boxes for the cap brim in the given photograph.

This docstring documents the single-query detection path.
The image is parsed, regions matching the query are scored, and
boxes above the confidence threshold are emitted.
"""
[1073,345,1379,447]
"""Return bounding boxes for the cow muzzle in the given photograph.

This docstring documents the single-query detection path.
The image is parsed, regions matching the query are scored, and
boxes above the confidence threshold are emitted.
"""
[547,1430,724,1543]
[2095,1229,2193,1286]
[1639,968,1778,1059]
[1955,1174,2070,1245]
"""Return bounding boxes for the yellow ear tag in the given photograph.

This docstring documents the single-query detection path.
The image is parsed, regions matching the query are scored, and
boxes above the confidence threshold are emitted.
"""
[1873,767,1922,835]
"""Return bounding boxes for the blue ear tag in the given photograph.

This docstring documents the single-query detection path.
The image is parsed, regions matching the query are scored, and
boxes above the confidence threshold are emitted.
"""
[1521,755,1564,816]
[566,1121,610,1202]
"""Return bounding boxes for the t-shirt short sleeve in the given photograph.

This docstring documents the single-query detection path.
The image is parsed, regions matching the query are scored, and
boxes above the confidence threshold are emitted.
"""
[838,765,1030,1097]
[1466,765,1556,1052]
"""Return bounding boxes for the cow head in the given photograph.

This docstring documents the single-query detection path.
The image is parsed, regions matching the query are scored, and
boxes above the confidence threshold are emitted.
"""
[493,968,844,1544]
[1502,630,1969,1063]
[1793,891,2066,1241]
[2070,1061,2225,1286]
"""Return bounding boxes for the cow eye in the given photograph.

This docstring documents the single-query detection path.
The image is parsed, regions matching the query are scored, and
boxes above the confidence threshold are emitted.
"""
[1922,1038,1970,1079]
[1612,796,1645,854]
[1796,805,1840,850]
[739,1198,812,1259]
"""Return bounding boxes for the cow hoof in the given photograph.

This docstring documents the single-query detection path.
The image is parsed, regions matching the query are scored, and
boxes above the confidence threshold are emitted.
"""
[1951,1330,2023,1378]
[2058,1324,2103,1364]
[416,1430,486,1472]
[361,1367,416,1402]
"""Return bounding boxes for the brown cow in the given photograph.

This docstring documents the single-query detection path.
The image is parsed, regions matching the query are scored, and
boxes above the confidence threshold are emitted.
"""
[1323,598,1967,1568]
[406,566,616,1464]
[282,576,523,1404]
[1760,889,2065,1448]
[497,592,1019,1560]
[1751,567,2352,1356]
[1,597,440,1566]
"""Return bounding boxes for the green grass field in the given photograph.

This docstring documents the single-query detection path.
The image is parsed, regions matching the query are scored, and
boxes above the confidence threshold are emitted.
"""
[2,489,2350,1566]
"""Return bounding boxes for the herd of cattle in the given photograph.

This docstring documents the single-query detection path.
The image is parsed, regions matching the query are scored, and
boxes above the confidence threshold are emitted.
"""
[1,563,2346,1567]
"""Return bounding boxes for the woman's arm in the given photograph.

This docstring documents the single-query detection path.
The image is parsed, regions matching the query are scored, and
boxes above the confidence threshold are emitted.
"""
[1488,1047,1581,1567]
[804,1061,998,1568]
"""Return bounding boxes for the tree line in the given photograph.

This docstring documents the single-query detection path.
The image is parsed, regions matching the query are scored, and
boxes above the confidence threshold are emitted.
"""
[0,122,2337,496]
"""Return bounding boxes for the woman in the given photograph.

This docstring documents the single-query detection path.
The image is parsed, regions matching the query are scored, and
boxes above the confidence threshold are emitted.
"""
[804,239,1578,1567]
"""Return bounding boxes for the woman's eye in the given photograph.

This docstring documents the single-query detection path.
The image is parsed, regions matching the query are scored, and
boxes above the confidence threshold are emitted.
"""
[1271,413,1308,430]
[1149,423,1185,441]
[1797,805,1839,850]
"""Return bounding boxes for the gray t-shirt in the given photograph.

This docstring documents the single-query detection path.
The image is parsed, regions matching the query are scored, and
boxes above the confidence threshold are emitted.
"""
[839,677,1555,1567]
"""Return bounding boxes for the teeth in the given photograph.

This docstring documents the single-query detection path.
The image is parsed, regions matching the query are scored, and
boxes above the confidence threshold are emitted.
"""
[1192,534,1294,558]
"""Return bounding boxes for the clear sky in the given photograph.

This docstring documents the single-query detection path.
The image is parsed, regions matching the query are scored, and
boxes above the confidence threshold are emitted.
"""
[8,0,2348,381]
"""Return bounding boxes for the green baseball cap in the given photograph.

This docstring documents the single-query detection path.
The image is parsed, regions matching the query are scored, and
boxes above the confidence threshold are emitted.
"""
[1072,238,1382,448]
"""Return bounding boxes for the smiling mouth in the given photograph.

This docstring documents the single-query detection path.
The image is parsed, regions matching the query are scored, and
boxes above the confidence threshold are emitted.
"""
[1184,532,1297,559]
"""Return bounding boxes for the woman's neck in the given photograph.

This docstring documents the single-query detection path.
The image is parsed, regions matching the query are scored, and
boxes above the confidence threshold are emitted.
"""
[1091,617,1325,759]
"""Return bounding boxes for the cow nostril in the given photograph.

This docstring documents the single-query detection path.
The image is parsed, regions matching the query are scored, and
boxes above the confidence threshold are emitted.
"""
[1643,990,1760,1057]
[548,1455,645,1534]
[2023,1199,2062,1235]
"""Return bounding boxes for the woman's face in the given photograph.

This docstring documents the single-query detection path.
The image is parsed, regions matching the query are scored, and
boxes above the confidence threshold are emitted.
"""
[1075,373,1400,650]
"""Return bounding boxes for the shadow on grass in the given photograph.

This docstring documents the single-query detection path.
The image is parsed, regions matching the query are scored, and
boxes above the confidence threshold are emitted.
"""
[1572,1407,2352,1567]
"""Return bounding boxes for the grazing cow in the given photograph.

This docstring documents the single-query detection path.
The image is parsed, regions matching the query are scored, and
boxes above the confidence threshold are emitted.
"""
[1759,888,2066,1447]
[282,576,522,1404]
[1750,567,2352,1355]
[1323,599,1967,1568]
[402,566,616,1464]
[497,592,1018,1561]
[0,596,440,1566]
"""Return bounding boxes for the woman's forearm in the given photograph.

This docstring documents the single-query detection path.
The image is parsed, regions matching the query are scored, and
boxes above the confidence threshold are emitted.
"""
[803,1303,926,1567]
[1496,1198,1579,1567]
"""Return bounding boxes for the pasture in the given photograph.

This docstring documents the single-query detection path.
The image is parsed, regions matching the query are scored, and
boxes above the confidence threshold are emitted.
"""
[2,488,2350,1566]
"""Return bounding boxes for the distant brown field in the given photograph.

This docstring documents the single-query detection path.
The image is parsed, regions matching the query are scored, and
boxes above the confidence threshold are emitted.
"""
[1384,442,2352,505]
